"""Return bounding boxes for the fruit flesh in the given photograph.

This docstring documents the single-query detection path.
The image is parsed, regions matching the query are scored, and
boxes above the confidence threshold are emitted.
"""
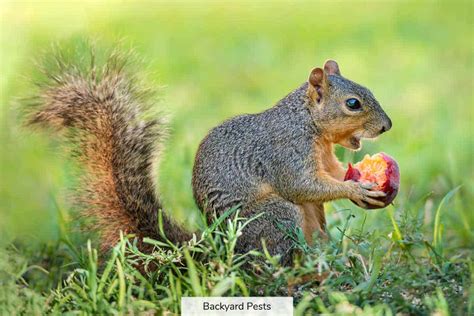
[352,154,388,190]
[344,152,400,209]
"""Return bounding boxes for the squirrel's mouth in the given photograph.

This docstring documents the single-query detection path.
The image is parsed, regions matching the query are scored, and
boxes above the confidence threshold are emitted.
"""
[349,136,361,149]
[337,133,367,150]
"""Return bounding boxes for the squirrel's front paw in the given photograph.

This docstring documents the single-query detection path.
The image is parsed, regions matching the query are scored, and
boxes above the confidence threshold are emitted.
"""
[346,181,386,208]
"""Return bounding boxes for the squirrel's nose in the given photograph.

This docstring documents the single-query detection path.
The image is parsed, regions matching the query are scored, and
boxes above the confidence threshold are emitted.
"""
[380,118,392,134]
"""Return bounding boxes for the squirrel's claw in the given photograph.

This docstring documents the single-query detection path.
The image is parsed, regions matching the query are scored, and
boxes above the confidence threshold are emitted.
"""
[361,197,385,207]
[364,189,386,198]
[360,182,376,190]
[354,199,368,208]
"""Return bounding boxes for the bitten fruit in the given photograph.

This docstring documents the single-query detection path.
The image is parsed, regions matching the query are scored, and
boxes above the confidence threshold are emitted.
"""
[344,152,400,209]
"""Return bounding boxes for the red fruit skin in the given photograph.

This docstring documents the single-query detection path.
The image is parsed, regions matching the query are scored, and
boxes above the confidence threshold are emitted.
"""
[378,153,400,208]
[345,163,361,182]
[344,153,400,209]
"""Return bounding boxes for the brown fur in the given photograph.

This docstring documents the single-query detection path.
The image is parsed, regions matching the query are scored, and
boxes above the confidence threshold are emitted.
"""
[298,203,326,244]
[26,52,392,267]
[26,51,191,252]
[253,183,275,202]
[193,59,392,264]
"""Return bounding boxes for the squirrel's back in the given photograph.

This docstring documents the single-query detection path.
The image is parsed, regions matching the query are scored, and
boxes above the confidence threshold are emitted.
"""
[192,83,316,216]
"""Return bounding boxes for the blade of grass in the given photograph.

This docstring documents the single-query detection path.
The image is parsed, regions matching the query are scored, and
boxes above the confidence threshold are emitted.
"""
[86,240,98,311]
[97,248,119,294]
[115,258,126,313]
[183,248,202,296]
[210,276,233,296]
[387,205,405,250]
[433,186,461,253]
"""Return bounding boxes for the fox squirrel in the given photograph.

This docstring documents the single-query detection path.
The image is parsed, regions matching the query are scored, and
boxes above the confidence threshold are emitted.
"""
[27,52,391,264]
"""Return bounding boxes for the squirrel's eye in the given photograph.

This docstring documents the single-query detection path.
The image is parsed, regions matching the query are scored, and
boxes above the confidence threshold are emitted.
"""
[345,98,362,111]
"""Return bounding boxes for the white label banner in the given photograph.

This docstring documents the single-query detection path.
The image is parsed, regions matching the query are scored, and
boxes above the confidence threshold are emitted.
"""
[181,297,293,316]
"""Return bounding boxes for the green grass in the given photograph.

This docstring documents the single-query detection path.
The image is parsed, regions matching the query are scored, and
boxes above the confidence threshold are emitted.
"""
[1,204,471,315]
[0,0,473,315]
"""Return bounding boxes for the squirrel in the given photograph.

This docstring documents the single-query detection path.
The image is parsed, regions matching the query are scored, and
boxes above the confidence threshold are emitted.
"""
[27,52,391,265]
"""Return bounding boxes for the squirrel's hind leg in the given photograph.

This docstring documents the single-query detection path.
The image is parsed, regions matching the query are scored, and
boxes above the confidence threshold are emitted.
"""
[297,203,327,245]
[237,195,303,266]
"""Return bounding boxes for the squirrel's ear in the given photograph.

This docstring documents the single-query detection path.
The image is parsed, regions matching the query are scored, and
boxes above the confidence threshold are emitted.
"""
[308,67,326,104]
[324,60,341,76]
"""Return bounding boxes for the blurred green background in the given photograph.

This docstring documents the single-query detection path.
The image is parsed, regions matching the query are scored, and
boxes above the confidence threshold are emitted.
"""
[1,0,472,252]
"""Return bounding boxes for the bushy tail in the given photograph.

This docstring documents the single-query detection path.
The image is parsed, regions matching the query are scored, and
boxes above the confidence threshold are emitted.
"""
[26,50,191,251]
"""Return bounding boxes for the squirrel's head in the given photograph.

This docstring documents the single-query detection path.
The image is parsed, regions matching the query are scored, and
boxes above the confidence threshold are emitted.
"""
[306,60,392,150]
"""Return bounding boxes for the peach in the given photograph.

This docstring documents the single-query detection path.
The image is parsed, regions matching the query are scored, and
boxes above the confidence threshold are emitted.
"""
[344,152,400,209]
